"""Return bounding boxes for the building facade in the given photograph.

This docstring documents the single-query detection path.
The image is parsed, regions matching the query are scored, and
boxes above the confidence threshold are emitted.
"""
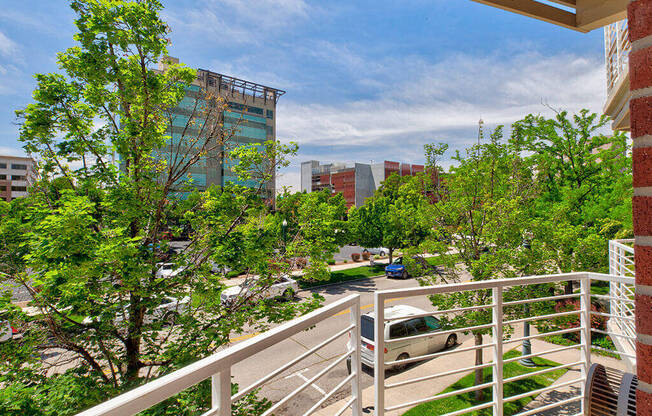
[301,160,424,208]
[157,57,285,199]
[0,155,38,201]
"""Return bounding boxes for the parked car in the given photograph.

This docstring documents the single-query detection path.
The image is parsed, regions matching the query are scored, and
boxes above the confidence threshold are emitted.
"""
[362,247,388,257]
[156,263,183,279]
[348,305,457,372]
[83,296,190,325]
[384,255,434,279]
[220,275,299,306]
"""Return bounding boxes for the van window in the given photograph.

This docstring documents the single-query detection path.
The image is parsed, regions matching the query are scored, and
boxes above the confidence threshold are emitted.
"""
[389,323,407,339]
[404,318,429,335]
[361,315,374,341]
[424,316,441,331]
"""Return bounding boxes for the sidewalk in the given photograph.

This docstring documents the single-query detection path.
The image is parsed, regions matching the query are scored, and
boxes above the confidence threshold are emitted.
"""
[315,331,625,416]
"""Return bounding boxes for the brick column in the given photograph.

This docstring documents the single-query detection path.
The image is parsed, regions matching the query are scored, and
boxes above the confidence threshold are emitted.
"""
[630,1,652,415]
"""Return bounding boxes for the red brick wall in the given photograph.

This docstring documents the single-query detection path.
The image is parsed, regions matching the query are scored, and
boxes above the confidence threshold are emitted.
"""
[628,2,652,413]
[400,163,411,176]
[384,161,399,179]
[331,170,356,208]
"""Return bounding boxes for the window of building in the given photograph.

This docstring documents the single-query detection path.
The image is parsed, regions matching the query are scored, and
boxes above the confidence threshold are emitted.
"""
[0,175,5,180]
[0,163,5,169]
[11,175,26,181]
[11,164,27,170]
[266,109,273,119]
[11,186,27,192]
[0,186,6,191]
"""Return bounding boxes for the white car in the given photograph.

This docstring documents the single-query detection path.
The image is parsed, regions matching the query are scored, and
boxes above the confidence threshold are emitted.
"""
[156,263,183,279]
[83,296,190,325]
[0,321,15,343]
[362,247,389,257]
[351,305,457,372]
[220,275,299,306]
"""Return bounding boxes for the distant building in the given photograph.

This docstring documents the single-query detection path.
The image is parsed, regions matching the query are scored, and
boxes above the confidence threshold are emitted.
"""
[0,156,38,201]
[153,57,285,200]
[301,160,425,208]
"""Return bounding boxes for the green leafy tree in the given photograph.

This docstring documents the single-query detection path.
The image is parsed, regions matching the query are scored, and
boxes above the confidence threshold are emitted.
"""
[0,2,321,415]
[512,109,632,293]
[418,127,536,400]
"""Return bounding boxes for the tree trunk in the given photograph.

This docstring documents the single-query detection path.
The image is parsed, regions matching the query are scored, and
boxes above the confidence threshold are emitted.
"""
[474,333,484,402]
[564,280,574,295]
[389,248,394,264]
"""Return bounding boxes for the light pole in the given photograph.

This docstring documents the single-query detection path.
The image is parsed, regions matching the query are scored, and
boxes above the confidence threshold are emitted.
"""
[519,238,536,367]
[281,219,288,254]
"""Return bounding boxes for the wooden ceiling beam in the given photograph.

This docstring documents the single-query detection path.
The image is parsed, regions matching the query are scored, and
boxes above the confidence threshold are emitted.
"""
[471,0,583,32]
[576,0,627,32]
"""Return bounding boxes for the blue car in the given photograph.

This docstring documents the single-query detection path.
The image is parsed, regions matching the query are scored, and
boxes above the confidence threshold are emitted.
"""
[385,257,410,279]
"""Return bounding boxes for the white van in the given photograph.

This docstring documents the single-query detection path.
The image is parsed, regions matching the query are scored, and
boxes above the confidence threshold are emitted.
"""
[350,305,457,372]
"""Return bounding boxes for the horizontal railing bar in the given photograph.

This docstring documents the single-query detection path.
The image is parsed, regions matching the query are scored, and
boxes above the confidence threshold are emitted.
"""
[508,327,583,344]
[591,311,635,321]
[384,304,495,321]
[334,398,355,416]
[504,378,584,403]
[386,362,496,389]
[587,272,634,284]
[513,395,583,416]
[385,323,493,345]
[384,381,496,412]
[503,361,583,384]
[261,351,352,416]
[590,294,635,303]
[77,294,361,416]
[233,324,354,401]
[591,327,637,341]
[440,401,495,416]
[502,293,578,306]
[503,345,579,364]
[303,373,355,416]
[590,345,636,359]
[503,310,580,326]
[376,272,588,301]
[385,343,496,367]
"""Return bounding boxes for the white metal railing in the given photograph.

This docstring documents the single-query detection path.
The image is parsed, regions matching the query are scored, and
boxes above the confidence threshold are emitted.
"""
[604,20,630,95]
[77,294,362,416]
[608,239,637,366]
[373,272,635,416]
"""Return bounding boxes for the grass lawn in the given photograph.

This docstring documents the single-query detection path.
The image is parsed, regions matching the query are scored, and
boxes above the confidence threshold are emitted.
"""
[402,350,568,416]
[298,264,386,289]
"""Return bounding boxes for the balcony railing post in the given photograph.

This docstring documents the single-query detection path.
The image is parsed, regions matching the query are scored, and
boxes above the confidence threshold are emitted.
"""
[374,291,385,416]
[580,275,591,414]
[492,286,504,416]
[212,369,231,416]
[350,296,362,416]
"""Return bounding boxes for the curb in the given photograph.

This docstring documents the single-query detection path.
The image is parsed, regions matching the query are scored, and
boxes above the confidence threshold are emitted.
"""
[298,274,386,293]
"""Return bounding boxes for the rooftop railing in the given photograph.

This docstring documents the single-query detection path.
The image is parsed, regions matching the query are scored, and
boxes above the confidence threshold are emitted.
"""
[604,20,630,95]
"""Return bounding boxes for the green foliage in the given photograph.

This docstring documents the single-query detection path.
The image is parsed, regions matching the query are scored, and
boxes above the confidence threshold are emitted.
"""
[402,350,568,416]
[0,2,323,415]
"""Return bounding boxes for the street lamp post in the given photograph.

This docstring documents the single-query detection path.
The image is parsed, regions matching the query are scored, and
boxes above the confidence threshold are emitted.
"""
[519,238,536,367]
[281,220,288,253]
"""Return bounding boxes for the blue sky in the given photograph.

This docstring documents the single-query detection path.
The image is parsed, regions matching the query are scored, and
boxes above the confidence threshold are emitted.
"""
[0,1,608,190]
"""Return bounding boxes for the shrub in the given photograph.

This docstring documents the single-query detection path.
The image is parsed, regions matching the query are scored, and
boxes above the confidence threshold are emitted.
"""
[296,257,307,269]
[361,252,370,260]
[351,253,361,262]
[327,259,336,265]
[538,299,606,343]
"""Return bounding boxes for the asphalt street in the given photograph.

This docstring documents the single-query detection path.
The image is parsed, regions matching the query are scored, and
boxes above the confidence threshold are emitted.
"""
[226,273,473,415]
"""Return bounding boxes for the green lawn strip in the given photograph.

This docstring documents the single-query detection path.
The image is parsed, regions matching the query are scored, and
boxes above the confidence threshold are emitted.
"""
[299,264,386,289]
[543,334,621,359]
[402,350,568,416]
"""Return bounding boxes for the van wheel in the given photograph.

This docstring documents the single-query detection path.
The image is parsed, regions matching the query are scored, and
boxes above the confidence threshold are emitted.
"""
[380,251,386,257]
[446,334,457,349]
[395,353,410,371]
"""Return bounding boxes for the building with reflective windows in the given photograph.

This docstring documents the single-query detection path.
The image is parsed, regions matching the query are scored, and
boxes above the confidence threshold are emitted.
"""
[0,155,38,201]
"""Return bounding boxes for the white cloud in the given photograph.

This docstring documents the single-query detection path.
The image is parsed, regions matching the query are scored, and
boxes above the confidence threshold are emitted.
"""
[274,51,607,191]
[0,31,18,57]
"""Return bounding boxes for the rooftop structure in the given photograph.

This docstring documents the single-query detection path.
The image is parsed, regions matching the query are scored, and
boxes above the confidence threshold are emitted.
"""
[301,160,425,208]
[0,155,38,202]
[604,20,631,131]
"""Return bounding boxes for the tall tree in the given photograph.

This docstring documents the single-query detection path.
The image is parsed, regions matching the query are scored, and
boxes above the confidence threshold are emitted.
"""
[0,2,321,415]
[418,127,536,400]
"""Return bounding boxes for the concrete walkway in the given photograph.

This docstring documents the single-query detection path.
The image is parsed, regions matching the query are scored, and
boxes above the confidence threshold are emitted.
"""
[315,331,626,416]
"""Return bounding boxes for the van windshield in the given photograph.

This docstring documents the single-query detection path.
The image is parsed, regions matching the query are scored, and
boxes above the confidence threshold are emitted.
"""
[361,315,374,341]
